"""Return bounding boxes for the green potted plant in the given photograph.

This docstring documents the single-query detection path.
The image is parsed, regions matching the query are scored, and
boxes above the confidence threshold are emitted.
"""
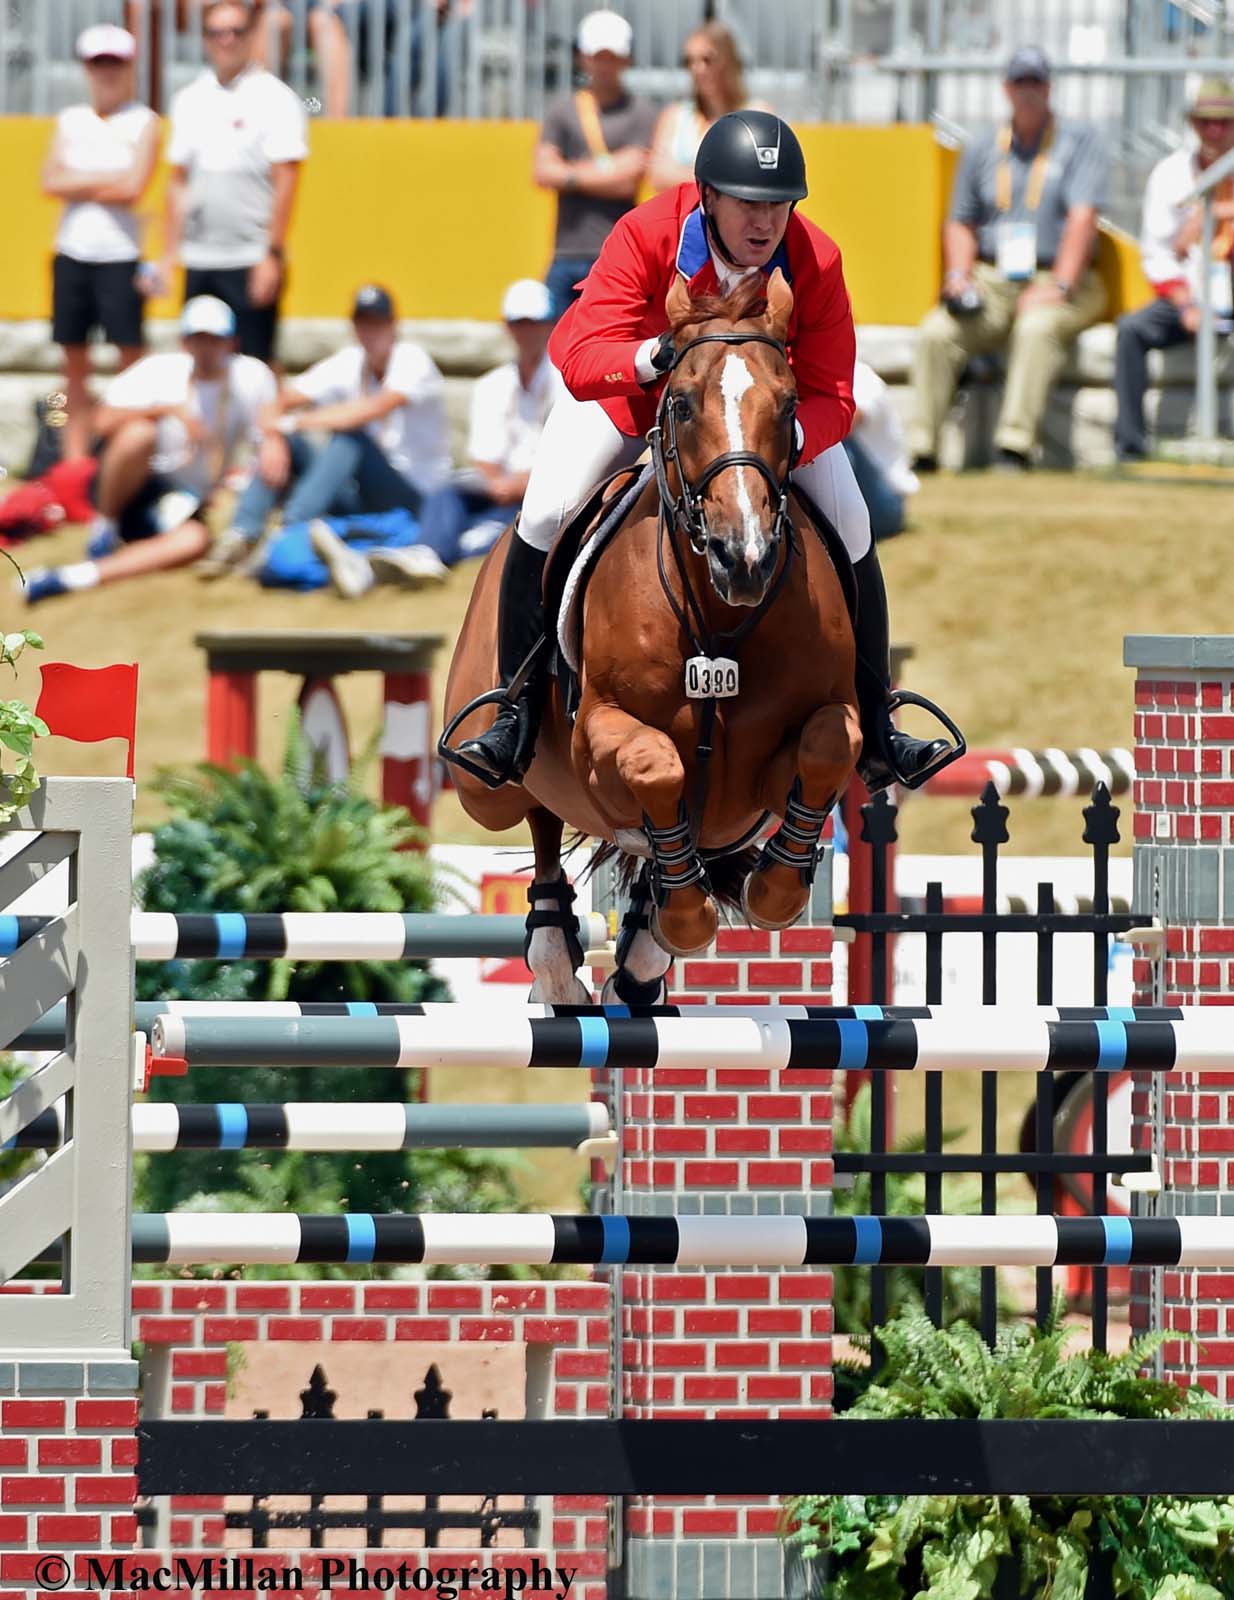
[785,1302,1234,1599]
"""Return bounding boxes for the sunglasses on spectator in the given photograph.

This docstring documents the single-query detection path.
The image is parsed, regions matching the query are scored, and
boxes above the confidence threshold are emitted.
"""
[205,24,251,40]
[685,52,717,66]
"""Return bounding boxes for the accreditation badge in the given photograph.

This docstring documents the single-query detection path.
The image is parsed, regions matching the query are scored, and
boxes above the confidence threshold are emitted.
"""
[996,220,1038,282]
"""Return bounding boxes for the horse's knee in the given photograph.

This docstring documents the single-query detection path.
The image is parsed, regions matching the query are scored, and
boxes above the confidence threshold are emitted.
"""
[615,727,684,808]
[800,704,862,787]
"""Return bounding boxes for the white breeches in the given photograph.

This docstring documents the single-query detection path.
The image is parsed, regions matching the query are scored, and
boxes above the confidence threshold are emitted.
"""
[518,388,873,563]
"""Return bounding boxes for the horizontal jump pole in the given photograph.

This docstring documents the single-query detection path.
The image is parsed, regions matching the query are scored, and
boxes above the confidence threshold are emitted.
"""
[35,1213,1234,1268]
[923,746,1134,799]
[12,999,1180,1053]
[0,910,609,964]
[4,1102,609,1153]
[137,1418,1234,1497]
[148,1008,1230,1074]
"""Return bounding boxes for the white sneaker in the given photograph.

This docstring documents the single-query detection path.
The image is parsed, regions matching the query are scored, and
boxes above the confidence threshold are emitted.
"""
[195,526,257,581]
[309,518,375,599]
[367,544,448,590]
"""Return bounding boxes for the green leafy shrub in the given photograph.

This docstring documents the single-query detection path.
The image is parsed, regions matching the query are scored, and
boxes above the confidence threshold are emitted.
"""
[787,1302,1234,1599]
[0,623,46,821]
[133,730,522,1272]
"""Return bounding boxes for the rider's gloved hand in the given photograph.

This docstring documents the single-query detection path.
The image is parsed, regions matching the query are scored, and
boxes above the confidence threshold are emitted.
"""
[649,332,676,376]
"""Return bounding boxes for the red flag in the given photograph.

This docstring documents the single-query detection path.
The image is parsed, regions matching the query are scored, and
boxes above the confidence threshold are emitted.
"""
[36,663,140,779]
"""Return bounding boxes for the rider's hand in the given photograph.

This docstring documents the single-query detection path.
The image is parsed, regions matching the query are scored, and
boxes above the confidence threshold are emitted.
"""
[649,332,676,377]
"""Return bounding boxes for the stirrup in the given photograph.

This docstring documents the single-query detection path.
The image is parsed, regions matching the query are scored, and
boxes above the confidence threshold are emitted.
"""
[883,690,967,791]
[437,638,546,790]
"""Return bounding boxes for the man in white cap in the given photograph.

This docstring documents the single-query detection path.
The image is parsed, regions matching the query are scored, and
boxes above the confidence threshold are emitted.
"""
[202,283,450,587]
[373,278,564,584]
[20,296,275,604]
[1115,77,1234,462]
[161,0,308,365]
[534,9,657,320]
[41,25,159,462]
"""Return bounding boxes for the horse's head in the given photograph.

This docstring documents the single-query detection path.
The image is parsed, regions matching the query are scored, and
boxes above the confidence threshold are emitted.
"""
[657,268,796,608]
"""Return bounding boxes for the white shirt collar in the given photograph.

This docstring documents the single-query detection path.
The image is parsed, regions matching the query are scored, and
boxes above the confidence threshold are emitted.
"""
[708,243,760,295]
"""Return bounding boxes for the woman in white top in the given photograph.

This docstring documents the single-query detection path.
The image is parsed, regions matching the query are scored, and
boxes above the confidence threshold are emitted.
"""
[648,22,765,194]
[41,26,160,462]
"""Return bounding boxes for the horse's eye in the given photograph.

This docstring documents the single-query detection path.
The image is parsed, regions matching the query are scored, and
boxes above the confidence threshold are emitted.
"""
[781,395,798,422]
[672,393,693,424]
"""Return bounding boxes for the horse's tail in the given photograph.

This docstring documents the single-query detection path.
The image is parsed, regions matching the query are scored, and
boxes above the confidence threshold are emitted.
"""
[584,837,762,922]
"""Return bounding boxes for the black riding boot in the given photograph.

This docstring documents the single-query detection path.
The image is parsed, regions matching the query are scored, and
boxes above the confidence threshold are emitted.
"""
[853,547,952,793]
[456,534,549,785]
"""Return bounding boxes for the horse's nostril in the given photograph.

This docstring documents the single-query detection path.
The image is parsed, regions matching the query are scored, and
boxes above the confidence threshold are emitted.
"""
[709,538,734,570]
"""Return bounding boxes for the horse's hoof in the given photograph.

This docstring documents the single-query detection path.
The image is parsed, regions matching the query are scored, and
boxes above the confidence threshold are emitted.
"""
[741,872,808,933]
[601,971,668,1007]
[650,902,717,959]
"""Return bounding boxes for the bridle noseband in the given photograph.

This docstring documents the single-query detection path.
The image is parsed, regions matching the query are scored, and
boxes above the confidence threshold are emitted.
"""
[649,330,797,560]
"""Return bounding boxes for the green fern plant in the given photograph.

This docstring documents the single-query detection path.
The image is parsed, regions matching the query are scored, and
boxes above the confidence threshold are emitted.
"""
[787,1299,1234,1600]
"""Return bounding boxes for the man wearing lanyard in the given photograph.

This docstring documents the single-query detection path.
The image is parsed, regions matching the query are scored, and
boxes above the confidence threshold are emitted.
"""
[908,46,1108,472]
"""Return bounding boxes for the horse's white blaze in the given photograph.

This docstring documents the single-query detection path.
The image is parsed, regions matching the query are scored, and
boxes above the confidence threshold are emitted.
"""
[720,352,762,568]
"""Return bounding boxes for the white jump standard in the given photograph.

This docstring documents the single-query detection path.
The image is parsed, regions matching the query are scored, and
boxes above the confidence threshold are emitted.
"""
[112,1213,1234,1268]
[149,1008,1234,1073]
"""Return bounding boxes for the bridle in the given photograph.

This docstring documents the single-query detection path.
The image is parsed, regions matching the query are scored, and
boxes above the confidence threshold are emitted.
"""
[645,326,803,851]
[649,329,798,564]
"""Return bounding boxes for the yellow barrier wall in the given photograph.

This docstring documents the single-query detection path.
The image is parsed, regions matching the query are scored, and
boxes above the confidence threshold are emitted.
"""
[0,117,954,325]
[0,117,1147,325]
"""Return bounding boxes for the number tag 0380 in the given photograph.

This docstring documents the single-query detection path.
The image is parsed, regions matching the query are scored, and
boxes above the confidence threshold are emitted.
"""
[684,656,739,699]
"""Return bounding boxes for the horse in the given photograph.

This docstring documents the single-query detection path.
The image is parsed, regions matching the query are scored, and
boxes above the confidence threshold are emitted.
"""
[442,268,861,1005]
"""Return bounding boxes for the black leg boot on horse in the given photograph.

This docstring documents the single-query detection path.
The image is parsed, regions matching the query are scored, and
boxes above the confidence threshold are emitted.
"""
[455,532,549,786]
[852,547,966,793]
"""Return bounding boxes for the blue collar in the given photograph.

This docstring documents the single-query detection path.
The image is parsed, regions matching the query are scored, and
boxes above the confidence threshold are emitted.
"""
[675,206,793,285]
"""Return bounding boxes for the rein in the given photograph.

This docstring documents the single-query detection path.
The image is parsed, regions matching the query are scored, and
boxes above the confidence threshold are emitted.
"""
[647,328,800,845]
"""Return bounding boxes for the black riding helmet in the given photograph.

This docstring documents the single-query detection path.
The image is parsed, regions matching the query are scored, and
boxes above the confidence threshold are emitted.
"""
[694,110,808,204]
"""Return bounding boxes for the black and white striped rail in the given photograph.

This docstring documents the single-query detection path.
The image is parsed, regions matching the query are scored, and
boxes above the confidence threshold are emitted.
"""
[102,1213,1234,1267]
[0,910,608,963]
[4,1102,610,1153]
[148,1007,1233,1074]
[926,747,1135,799]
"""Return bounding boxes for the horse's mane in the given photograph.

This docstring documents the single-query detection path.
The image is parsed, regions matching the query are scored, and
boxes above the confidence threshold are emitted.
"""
[668,273,768,334]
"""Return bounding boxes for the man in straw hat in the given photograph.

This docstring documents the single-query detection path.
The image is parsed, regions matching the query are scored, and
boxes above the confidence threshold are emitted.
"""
[1114,76,1234,462]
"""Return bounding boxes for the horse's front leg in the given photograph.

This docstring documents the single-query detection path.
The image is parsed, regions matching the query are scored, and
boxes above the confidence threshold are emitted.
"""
[580,701,717,959]
[743,702,862,932]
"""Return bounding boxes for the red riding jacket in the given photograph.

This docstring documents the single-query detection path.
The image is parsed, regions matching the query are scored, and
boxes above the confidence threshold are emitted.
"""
[547,181,856,464]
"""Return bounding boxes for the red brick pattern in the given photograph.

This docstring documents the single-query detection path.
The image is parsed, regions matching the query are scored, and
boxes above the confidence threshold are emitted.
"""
[1130,668,1234,1401]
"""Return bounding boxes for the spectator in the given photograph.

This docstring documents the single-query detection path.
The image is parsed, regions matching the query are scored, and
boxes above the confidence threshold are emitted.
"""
[202,284,451,577]
[391,278,564,580]
[534,10,657,321]
[161,0,309,365]
[251,1,352,119]
[20,297,274,605]
[648,22,764,193]
[41,25,160,464]
[845,361,919,542]
[1114,77,1234,463]
[908,46,1108,472]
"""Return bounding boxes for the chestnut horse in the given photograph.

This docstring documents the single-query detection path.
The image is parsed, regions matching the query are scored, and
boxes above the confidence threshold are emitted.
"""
[442,270,860,1005]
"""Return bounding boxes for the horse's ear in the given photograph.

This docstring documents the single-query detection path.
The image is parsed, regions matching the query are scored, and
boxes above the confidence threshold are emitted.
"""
[764,268,794,343]
[665,273,692,335]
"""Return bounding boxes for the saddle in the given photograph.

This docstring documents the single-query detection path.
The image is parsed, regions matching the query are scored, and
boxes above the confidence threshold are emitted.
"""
[542,465,861,725]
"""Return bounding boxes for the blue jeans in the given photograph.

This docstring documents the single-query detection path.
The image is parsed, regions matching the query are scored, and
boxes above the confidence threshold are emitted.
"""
[417,482,511,566]
[232,430,421,538]
[545,256,597,322]
[843,436,906,543]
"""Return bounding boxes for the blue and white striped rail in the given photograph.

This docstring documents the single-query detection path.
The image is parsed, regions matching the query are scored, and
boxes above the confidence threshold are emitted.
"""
[97,1213,1234,1267]
[14,1002,1193,1055]
[0,911,608,963]
[148,1008,1234,1074]
[4,1102,610,1153]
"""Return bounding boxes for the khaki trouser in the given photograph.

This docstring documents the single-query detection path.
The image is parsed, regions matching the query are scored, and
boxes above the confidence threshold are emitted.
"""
[908,262,1108,459]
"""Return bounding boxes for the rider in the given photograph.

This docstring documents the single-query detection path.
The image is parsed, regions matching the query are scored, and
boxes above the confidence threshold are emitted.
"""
[458,110,954,792]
